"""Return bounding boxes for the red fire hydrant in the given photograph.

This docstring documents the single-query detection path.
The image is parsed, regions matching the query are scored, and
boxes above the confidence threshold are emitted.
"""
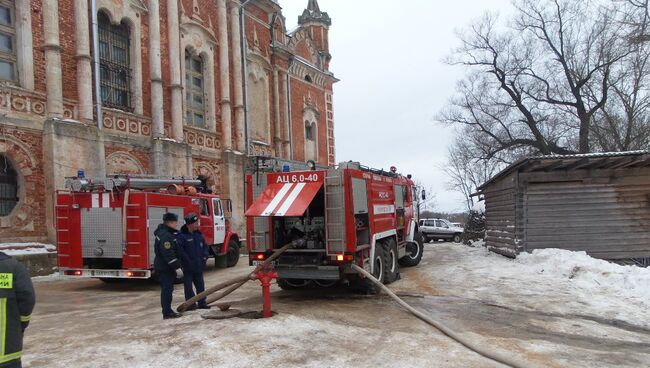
[253,264,278,318]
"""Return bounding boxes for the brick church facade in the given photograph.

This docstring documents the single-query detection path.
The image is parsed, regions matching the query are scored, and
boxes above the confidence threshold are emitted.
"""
[0,0,337,242]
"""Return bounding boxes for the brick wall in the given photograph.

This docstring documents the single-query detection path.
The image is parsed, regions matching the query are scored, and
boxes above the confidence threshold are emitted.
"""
[0,125,47,241]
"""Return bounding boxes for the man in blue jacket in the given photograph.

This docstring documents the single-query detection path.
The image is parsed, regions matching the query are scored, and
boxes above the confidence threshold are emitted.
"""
[176,213,211,310]
[153,212,184,319]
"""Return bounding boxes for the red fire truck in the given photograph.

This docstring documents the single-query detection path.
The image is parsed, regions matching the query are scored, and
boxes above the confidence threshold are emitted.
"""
[55,176,241,280]
[245,161,425,291]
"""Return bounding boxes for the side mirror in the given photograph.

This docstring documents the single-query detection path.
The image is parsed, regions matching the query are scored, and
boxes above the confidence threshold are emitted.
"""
[421,190,426,201]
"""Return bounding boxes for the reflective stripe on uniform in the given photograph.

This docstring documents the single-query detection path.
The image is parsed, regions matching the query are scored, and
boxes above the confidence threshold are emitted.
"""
[0,273,12,289]
[0,298,5,355]
[167,258,178,264]
[20,315,30,322]
[0,351,22,364]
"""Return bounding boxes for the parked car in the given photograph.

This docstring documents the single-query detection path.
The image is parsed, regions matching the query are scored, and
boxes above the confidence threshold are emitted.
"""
[450,222,464,230]
[419,218,463,243]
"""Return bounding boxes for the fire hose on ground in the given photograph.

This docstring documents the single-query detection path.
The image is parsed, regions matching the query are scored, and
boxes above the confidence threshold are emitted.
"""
[176,240,535,368]
[351,264,537,368]
[176,240,302,313]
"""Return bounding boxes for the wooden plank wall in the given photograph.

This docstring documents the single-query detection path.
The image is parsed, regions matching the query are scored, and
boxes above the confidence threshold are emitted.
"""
[484,171,519,256]
[521,168,650,259]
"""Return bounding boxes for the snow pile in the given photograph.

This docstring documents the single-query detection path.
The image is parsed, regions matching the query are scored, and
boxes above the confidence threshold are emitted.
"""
[516,248,650,301]
[0,243,56,256]
[471,200,485,213]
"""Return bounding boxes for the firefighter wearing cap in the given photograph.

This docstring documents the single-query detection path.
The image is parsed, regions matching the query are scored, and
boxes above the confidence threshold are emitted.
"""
[176,213,211,310]
[154,212,184,319]
[0,251,35,368]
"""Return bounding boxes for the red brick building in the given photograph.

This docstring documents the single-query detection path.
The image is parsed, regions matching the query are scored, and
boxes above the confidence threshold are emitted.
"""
[0,0,337,241]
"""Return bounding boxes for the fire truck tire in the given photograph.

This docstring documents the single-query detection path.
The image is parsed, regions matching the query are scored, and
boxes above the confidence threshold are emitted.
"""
[399,232,424,267]
[277,278,313,290]
[226,239,240,268]
[383,239,400,284]
[314,279,338,288]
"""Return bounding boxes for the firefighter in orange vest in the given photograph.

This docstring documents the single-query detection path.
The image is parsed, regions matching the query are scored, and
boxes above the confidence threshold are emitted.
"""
[0,251,36,368]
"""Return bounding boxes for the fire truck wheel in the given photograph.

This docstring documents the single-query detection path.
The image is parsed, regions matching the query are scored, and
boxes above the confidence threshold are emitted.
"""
[226,239,240,268]
[356,246,385,294]
[314,279,338,288]
[277,278,313,290]
[398,232,424,267]
[383,239,400,284]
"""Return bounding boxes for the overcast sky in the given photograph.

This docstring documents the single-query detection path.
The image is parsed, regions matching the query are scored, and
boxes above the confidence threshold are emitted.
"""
[279,0,511,212]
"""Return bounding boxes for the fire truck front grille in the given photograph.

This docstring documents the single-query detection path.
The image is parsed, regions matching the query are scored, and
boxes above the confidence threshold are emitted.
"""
[81,207,124,259]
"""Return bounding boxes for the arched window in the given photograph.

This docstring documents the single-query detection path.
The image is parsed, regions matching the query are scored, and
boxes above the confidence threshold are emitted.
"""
[98,12,132,110]
[304,120,317,161]
[185,50,205,128]
[0,0,16,82]
[0,154,18,216]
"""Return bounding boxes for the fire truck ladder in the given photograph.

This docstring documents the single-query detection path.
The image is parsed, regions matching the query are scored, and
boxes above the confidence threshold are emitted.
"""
[55,202,72,258]
[324,171,345,254]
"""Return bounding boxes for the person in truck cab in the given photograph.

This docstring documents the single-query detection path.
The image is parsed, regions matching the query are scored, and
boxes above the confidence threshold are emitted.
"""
[176,213,211,310]
[0,251,35,368]
[154,212,184,320]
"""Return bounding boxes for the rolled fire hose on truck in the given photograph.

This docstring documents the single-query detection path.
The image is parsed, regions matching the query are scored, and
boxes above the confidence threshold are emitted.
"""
[351,264,537,368]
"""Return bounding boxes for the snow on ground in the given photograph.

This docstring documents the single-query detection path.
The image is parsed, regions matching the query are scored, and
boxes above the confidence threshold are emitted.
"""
[400,243,650,329]
[0,242,55,256]
[516,248,650,302]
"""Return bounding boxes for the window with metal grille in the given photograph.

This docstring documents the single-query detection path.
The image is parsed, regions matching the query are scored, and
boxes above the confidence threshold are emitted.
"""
[98,12,132,111]
[0,154,18,216]
[185,50,206,128]
[0,0,16,82]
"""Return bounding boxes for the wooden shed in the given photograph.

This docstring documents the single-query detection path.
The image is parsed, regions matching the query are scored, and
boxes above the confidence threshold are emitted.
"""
[476,151,650,264]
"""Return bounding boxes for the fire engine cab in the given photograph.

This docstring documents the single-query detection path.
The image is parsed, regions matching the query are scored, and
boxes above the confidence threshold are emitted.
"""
[245,161,425,291]
[55,176,241,280]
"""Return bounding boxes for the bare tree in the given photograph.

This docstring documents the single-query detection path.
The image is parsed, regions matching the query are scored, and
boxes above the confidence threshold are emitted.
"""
[440,0,631,156]
[590,42,650,150]
[442,133,504,211]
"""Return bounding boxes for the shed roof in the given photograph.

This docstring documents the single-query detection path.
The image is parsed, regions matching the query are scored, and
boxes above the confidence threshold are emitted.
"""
[477,150,650,191]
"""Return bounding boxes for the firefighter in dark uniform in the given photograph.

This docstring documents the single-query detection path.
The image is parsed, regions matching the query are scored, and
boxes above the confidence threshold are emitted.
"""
[0,251,35,368]
[176,213,211,310]
[154,212,184,319]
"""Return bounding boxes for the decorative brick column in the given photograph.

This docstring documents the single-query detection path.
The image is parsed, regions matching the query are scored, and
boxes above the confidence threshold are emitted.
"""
[167,0,184,142]
[230,1,245,152]
[74,0,93,122]
[149,0,165,138]
[42,0,63,118]
[218,0,233,150]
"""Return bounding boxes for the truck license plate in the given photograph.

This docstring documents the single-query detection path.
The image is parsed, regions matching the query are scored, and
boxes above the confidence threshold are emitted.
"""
[252,260,276,266]
[93,270,116,277]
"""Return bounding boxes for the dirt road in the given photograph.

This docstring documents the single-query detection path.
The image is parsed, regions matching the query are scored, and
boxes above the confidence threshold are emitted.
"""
[22,243,650,367]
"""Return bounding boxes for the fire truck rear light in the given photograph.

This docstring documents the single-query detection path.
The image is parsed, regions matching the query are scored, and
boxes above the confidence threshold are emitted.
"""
[126,271,146,278]
[256,254,264,260]
[334,255,354,262]
[64,270,83,276]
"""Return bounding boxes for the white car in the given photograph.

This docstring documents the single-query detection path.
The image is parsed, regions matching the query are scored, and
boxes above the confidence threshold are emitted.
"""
[419,218,463,243]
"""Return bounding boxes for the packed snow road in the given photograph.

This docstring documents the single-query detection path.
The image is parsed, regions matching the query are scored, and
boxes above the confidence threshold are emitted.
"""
[23,243,650,368]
